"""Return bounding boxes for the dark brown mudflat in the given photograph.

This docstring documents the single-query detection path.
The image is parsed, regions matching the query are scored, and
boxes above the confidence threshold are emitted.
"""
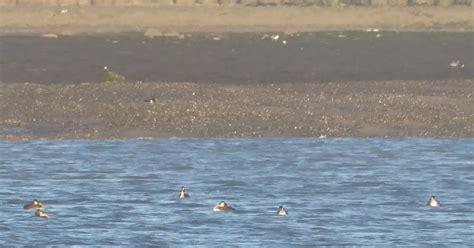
[0,32,472,84]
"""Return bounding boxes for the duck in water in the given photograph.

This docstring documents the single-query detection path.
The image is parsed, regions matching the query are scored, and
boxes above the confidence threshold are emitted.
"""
[428,195,441,208]
[277,206,288,216]
[34,209,49,219]
[213,201,235,212]
[179,186,190,200]
[24,199,45,210]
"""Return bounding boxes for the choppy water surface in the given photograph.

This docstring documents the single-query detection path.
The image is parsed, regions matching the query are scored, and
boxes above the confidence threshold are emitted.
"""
[0,139,473,246]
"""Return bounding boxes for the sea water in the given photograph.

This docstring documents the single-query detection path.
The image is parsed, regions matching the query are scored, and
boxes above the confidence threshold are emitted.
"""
[0,138,473,246]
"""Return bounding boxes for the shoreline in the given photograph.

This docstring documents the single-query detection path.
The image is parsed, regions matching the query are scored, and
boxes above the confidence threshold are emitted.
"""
[1,7,472,141]
[1,80,473,141]
[0,6,472,35]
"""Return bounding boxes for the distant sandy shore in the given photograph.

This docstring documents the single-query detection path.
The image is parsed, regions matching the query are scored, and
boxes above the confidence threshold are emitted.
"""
[0,6,472,35]
[1,6,472,140]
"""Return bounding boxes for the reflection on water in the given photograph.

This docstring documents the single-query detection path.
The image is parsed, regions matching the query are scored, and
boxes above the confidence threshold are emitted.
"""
[0,138,473,246]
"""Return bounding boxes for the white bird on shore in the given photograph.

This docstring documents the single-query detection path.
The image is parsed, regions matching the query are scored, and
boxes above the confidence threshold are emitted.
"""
[144,98,156,104]
[449,60,465,69]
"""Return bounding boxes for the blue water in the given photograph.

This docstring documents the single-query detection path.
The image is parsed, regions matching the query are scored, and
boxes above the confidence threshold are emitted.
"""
[0,139,473,246]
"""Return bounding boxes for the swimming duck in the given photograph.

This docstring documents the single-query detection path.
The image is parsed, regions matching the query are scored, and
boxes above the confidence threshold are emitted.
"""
[277,206,288,216]
[213,201,235,212]
[428,195,441,208]
[23,199,45,210]
[34,209,49,219]
[179,186,190,200]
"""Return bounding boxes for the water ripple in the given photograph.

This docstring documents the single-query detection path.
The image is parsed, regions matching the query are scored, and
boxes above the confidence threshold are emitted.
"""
[0,138,472,246]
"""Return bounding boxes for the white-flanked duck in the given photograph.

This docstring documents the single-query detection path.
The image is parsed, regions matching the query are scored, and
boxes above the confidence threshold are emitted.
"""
[213,201,235,212]
[179,186,190,200]
[428,195,441,208]
[277,206,288,216]
[34,209,49,219]
[24,199,45,210]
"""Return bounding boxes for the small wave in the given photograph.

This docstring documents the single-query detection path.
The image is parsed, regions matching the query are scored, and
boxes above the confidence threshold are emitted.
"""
[121,175,160,180]
[341,181,385,187]
[448,219,474,224]
[208,180,248,187]
[159,165,194,171]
